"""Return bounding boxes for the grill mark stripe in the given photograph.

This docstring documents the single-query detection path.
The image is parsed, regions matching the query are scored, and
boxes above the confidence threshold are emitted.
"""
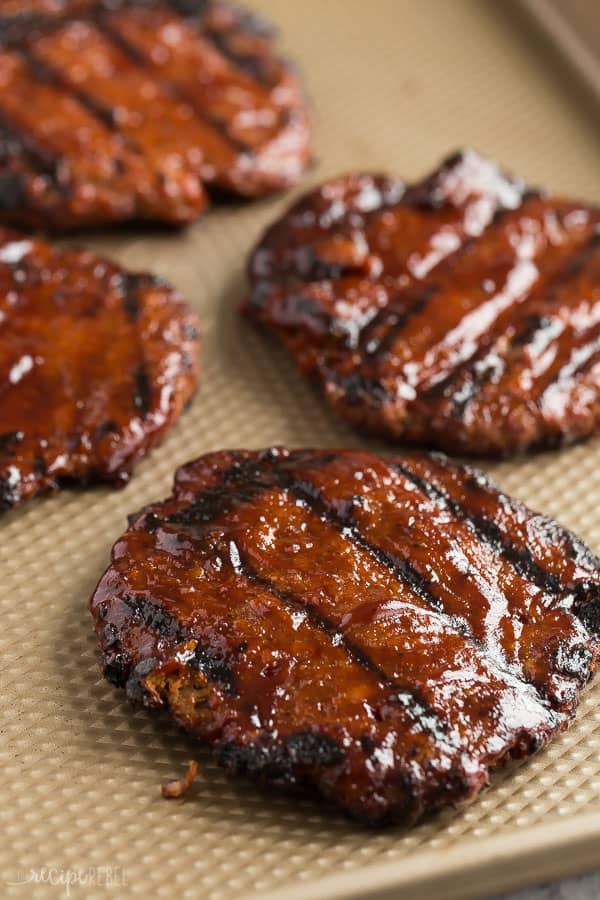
[538,326,600,403]
[358,204,520,361]
[133,364,152,418]
[166,453,555,711]
[277,472,448,616]
[423,228,600,412]
[2,2,266,153]
[200,25,271,87]
[0,47,173,216]
[0,101,62,182]
[166,456,464,737]
[391,463,563,595]
[228,540,460,747]
[120,273,141,320]
[95,13,253,157]
[278,468,561,710]
[22,39,180,169]
[362,284,439,358]
[149,467,460,745]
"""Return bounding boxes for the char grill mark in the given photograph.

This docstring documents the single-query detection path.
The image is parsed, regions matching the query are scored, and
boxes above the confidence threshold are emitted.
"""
[28,20,208,202]
[431,227,600,416]
[133,364,152,419]
[119,594,237,692]
[356,204,525,363]
[359,198,546,381]
[391,462,562,595]
[166,453,550,718]
[91,449,600,824]
[165,453,564,707]
[0,0,309,227]
[0,48,153,226]
[0,105,61,183]
[94,12,252,158]
[361,285,439,358]
[225,540,456,747]
[246,152,600,455]
[0,227,199,508]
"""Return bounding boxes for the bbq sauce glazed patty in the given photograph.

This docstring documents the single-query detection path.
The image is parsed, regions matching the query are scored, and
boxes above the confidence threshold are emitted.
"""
[245,151,600,456]
[0,0,310,230]
[90,447,600,826]
[0,228,199,510]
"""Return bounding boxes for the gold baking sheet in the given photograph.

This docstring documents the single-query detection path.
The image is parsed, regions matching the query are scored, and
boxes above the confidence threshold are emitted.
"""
[2,2,600,898]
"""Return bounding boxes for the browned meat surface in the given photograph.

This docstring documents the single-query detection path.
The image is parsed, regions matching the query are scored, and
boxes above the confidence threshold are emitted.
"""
[90,447,600,826]
[0,0,310,230]
[245,151,600,456]
[0,227,199,510]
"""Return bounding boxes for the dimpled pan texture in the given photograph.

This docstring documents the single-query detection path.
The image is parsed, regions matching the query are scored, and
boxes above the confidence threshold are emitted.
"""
[0,227,199,510]
[0,0,310,230]
[245,150,600,457]
[90,447,600,826]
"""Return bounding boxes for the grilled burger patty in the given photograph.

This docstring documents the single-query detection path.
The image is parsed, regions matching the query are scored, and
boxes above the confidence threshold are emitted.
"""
[0,0,310,230]
[245,150,600,456]
[0,228,199,510]
[90,447,600,826]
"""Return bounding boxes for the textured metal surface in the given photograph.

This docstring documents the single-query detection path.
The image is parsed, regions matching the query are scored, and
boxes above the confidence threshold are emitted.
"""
[1,1,600,898]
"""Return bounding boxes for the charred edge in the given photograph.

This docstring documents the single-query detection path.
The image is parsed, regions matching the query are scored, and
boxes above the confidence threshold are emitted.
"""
[103,653,130,688]
[184,643,236,694]
[120,594,237,694]
[217,731,343,786]
[327,372,392,408]
[246,280,273,312]
[124,656,162,704]
[571,582,600,637]
[96,13,253,156]
[0,430,24,454]
[117,272,158,320]
[122,593,187,641]
[361,286,439,358]
[166,452,337,528]
[202,27,271,86]
[231,544,455,746]
[133,364,152,418]
[167,458,266,526]
[392,463,564,595]
[166,0,212,18]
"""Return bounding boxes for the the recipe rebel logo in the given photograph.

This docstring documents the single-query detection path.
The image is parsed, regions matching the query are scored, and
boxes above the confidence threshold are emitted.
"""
[6,866,128,897]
